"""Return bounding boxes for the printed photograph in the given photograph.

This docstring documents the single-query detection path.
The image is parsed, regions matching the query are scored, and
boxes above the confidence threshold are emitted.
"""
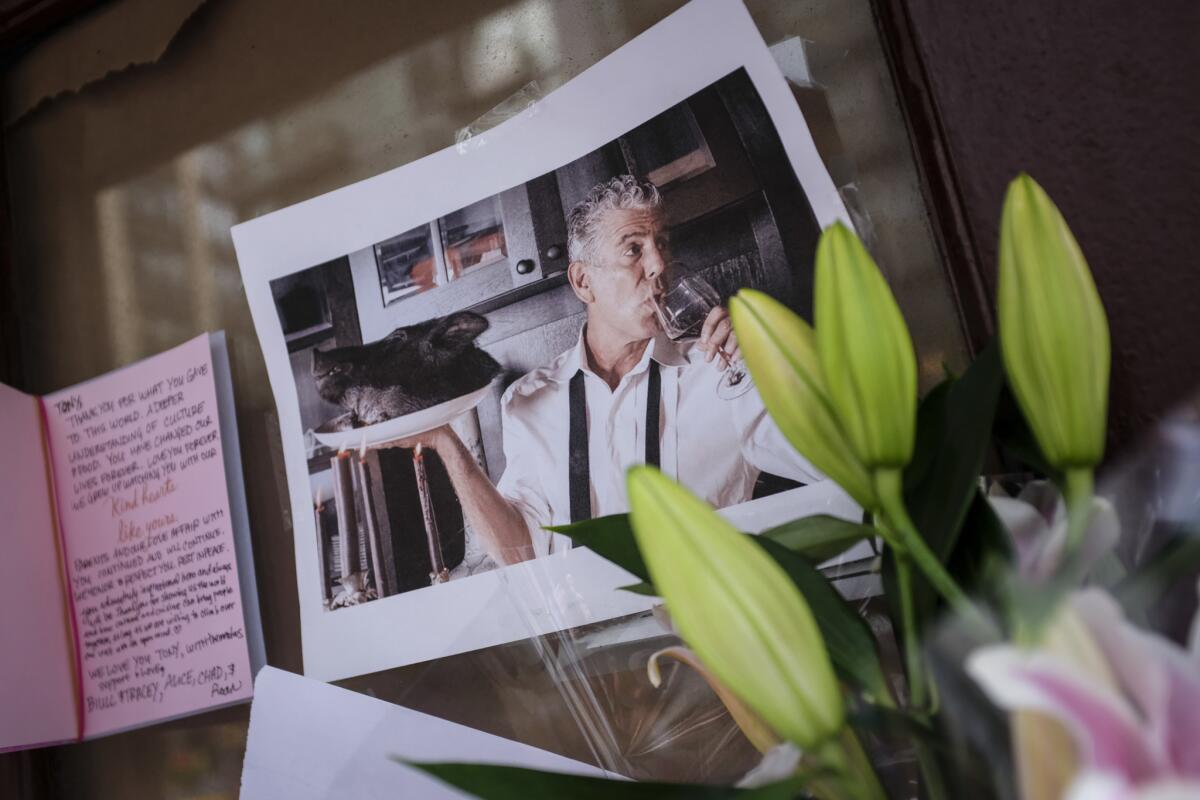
[266,67,827,611]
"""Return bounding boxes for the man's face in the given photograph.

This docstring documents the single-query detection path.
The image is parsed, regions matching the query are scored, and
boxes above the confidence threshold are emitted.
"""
[580,206,670,341]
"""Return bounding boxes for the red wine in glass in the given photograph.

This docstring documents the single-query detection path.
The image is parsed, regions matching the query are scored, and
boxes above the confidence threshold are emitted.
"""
[653,270,752,399]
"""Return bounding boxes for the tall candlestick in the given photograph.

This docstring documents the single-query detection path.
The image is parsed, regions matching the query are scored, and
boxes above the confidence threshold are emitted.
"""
[352,447,389,597]
[331,450,360,578]
[313,488,331,605]
[413,444,449,584]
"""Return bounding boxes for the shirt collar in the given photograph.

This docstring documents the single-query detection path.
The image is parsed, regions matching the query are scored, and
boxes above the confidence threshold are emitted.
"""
[548,326,688,384]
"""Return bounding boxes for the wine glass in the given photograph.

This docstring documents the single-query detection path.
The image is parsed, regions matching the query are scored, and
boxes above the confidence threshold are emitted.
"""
[653,268,753,399]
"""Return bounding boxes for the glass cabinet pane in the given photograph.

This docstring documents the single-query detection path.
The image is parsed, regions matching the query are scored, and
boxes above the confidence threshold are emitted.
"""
[374,224,440,305]
[439,196,508,281]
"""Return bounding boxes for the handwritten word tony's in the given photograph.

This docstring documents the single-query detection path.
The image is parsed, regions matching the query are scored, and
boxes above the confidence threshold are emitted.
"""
[53,395,83,415]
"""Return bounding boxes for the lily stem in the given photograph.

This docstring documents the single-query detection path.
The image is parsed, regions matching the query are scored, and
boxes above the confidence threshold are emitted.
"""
[872,469,970,613]
[1063,467,1094,556]
[914,737,949,800]
[811,729,887,800]
[894,554,927,710]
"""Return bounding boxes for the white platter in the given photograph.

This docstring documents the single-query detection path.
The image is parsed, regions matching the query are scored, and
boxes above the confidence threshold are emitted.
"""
[311,384,491,451]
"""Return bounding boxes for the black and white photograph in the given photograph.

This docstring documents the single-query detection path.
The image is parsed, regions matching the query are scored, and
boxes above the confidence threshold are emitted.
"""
[236,0,857,680]
[268,67,830,613]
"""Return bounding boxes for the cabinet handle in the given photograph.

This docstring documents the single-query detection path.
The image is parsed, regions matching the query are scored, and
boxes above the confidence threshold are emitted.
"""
[515,259,536,275]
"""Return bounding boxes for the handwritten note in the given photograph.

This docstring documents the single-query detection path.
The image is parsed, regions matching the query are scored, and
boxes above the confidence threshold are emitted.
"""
[42,335,252,737]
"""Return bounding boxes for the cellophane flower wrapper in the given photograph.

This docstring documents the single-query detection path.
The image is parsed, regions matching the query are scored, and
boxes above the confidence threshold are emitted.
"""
[924,389,1200,800]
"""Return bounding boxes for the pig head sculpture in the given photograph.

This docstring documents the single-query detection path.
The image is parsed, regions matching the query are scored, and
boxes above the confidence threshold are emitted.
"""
[312,311,501,428]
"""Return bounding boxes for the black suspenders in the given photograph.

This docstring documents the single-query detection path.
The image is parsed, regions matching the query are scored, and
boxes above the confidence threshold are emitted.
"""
[568,360,661,524]
[567,370,591,525]
[645,360,661,469]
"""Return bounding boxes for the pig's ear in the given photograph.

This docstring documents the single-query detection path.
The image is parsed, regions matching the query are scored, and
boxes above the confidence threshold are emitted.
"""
[432,312,488,348]
[312,348,331,374]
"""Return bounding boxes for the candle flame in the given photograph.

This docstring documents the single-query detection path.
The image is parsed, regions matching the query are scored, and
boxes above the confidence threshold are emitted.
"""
[315,486,324,508]
[337,444,348,457]
[359,432,368,461]
[415,442,424,457]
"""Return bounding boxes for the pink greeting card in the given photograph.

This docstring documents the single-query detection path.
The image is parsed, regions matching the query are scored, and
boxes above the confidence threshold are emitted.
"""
[0,333,264,751]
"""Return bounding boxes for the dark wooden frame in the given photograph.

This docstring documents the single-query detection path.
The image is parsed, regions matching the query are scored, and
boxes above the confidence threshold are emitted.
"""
[869,0,1200,453]
[870,0,995,358]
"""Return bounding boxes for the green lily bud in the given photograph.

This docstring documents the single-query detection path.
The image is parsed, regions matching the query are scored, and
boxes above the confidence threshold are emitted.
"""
[814,222,918,470]
[998,174,1109,469]
[627,466,845,750]
[730,289,876,510]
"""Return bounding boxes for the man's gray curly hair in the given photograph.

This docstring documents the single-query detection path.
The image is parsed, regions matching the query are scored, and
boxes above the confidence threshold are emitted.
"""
[566,175,662,264]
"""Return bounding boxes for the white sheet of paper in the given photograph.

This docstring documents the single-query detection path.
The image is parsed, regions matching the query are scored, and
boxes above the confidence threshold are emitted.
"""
[240,667,605,799]
[234,0,854,680]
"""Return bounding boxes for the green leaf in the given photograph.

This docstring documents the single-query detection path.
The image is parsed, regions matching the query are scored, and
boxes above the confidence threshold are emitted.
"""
[622,545,891,702]
[556,505,888,702]
[922,611,1016,800]
[993,384,1059,481]
[846,701,935,743]
[904,340,1004,564]
[760,515,873,564]
[902,381,952,494]
[404,762,806,799]
[547,514,648,582]
[945,491,1013,603]
[901,489,1011,640]
[893,342,1005,634]
[558,513,873,581]
[754,537,892,704]
[617,581,659,596]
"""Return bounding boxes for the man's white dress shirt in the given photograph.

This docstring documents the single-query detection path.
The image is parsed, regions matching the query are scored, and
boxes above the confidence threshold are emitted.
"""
[494,329,824,559]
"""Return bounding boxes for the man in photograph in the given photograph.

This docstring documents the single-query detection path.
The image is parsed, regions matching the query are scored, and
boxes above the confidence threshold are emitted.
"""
[401,175,824,565]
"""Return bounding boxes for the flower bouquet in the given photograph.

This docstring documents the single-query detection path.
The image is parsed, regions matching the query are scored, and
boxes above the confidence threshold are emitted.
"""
[404,175,1200,799]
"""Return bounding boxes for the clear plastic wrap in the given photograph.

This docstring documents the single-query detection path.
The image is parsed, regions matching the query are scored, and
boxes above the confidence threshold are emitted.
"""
[919,390,1200,799]
[420,35,896,785]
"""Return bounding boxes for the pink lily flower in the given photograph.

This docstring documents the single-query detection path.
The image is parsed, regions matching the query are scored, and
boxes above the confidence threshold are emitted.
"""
[968,588,1200,799]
